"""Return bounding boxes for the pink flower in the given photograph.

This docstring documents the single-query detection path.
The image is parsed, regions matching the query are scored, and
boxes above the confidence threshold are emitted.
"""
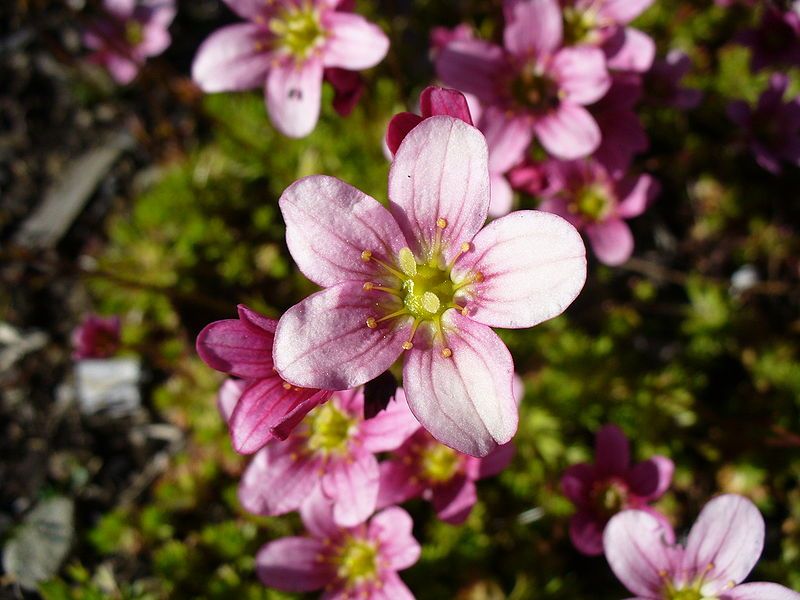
[560,0,656,73]
[539,158,658,265]
[377,427,514,524]
[645,50,703,110]
[191,0,389,138]
[238,388,419,527]
[83,0,176,85]
[273,116,587,457]
[561,424,673,556]
[71,314,121,359]
[196,305,332,454]
[324,67,364,117]
[257,488,420,598]
[604,494,800,599]
[727,74,800,175]
[738,5,800,72]
[437,0,611,160]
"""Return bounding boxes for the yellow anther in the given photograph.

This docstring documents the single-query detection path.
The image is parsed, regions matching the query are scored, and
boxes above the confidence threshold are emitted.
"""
[421,291,440,314]
[361,250,372,262]
[441,347,452,358]
[398,247,417,277]
[460,242,471,253]
[474,271,484,282]
[363,282,374,291]
[437,217,448,229]
[402,341,414,350]
[282,382,292,390]
[461,306,469,316]
[366,317,377,329]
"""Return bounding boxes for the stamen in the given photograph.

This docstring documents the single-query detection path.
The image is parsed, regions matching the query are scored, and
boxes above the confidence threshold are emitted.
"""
[403,319,422,351]
[361,249,405,279]
[447,241,472,270]
[398,248,417,277]
[282,382,292,390]
[421,291,440,314]
[366,317,377,329]
[436,217,448,229]
[441,347,452,358]
[362,282,401,297]
[433,217,447,253]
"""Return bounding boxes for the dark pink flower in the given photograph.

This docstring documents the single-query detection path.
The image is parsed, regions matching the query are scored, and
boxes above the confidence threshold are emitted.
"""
[738,5,800,72]
[257,488,420,598]
[377,427,514,524]
[191,0,389,138]
[540,158,658,265]
[561,424,673,556]
[237,388,419,527]
[83,0,176,85]
[727,73,800,174]
[604,494,800,599]
[196,305,332,454]
[645,50,703,109]
[324,67,364,117]
[437,0,611,160]
[71,314,121,359]
[273,116,587,457]
[560,0,656,73]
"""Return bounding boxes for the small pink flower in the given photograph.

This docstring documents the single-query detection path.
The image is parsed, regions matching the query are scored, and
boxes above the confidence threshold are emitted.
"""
[377,427,514,524]
[83,0,176,85]
[71,314,121,359]
[437,0,611,160]
[539,158,658,266]
[604,494,800,599]
[561,424,673,556]
[191,0,389,138]
[257,488,420,598]
[645,50,703,110]
[560,0,657,73]
[727,73,800,174]
[273,116,587,457]
[196,305,332,454]
[238,388,419,527]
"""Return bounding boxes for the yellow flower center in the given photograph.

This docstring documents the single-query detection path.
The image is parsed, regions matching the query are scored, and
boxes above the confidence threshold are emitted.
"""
[306,402,354,455]
[125,21,144,46]
[563,7,599,45]
[420,443,461,483]
[571,184,613,222]
[269,5,326,59]
[337,538,379,585]
[590,480,628,518]
[510,63,563,114]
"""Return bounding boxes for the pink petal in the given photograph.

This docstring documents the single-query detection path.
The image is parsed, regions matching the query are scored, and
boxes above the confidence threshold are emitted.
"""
[368,507,421,570]
[552,46,611,106]
[191,24,272,92]
[105,53,140,85]
[273,282,408,390]
[420,86,473,123]
[104,0,135,18]
[139,21,173,57]
[217,378,246,424]
[603,509,676,597]
[436,39,507,104]
[279,175,408,287]
[358,389,421,453]
[195,312,275,379]
[626,456,674,501]
[477,441,515,478]
[432,477,477,524]
[454,210,587,329]
[616,174,659,218]
[503,0,563,58]
[299,486,340,539]
[538,197,583,228]
[596,0,655,25]
[322,454,380,527]
[481,107,535,174]
[266,57,324,138]
[256,537,333,592]
[239,304,278,333]
[322,11,389,70]
[534,104,602,160]
[586,218,634,266]
[683,495,765,595]
[726,583,800,600]
[489,174,514,218]
[388,116,491,264]
[369,572,415,600]
[604,27,656,73]
[569,511,606,556]
[595,424,631,476]
[270,390,331,439]
[386,113,424,155]
[238,443,321,515]
[561,463,596,506]
[221,0,274,21]
[402,311,517,458]
[376,460,425,509]
[230,380,325,453]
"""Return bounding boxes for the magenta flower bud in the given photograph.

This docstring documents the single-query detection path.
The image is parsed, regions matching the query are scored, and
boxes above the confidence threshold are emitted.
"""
[72,314,121,359]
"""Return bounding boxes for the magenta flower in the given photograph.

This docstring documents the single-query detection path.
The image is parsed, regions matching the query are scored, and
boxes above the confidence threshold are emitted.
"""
[560,0,656,73]
[191,0,389,138]
[561,424,673,556]
[324,67,364,117]
[238,388,419,526]
[727,74,800,175]
[738,5,800,72]
[437,0,611,160]
[257,488,420,598]
[272,116,587,457]
[377,427,514,524]
[71,314,121,359]
[83,0,175,85]
[539,158,658,266]
[645,50,703,110]
[196,305,331,454]
[604,494,800,599]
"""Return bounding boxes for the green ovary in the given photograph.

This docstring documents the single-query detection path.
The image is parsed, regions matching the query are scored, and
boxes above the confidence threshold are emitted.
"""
[270,6,325,59]
[306,403,354,454]
[402,263,455,321]
[665,588,705,600]
[563,7,597,45]
[420,444,460,483]
[338,539,379,585]
[125,21,144,45]
[574,185,612,221]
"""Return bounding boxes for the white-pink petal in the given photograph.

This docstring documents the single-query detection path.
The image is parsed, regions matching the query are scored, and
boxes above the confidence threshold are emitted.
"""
[322,454,380,527]
[596,0,655,25]
[322,11,389,70]
[726,583,800,600]
[534,104,602,160]
[266,57,324,138]
[552,46,611,106]
[192,24,272,92]
[605,28,656,73]
[256,537,333,592]
[368,507,421,570]
[586,218,634,266]
[503,0,563,59]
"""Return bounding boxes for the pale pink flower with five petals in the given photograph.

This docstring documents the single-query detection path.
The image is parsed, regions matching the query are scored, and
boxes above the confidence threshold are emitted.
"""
[273,116,587,457]
[191,0,389,138]
[604,494,800,600]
